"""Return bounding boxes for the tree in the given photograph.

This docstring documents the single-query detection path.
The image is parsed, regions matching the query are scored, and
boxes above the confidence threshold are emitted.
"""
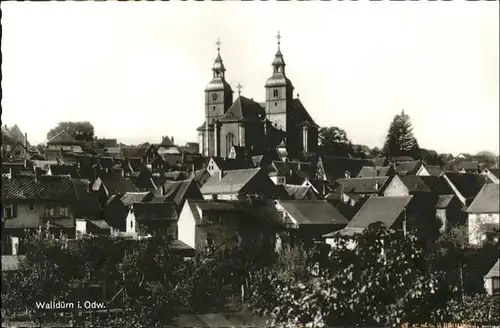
[383,110,420,158]
[318,126,353,157]
[46,121,95,142]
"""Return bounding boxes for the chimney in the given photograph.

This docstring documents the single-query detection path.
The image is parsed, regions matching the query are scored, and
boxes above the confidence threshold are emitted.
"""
[171,136,175,145]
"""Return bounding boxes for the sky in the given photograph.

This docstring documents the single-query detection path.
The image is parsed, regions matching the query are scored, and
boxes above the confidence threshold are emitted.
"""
[1,1,499,155]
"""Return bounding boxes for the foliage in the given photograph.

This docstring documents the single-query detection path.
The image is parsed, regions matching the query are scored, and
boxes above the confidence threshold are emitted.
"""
[46,121,95,142]
[247,226,460,327]
[383,110,420,158]
[318,126,353,157]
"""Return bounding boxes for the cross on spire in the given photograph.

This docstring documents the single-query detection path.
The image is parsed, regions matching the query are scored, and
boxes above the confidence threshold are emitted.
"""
[216,38,221,52]
[276,31,281,48]
[236,83,243,95]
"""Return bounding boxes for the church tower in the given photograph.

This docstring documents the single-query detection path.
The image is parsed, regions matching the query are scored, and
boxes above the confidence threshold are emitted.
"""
[264,31,294,132]
[202,39,234,157]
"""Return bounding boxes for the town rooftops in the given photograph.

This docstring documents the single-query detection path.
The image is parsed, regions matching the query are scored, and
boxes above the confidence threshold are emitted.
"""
[443,172,488,201]
[400,175,431,193]
[347,196,413,229]
[333,177,389,194]
[277,200,348,225]
[283,185,316,200]
[318,156,375,182]
[200,168,261,195]
[394,160,423,175]
[356,166,393,178]
[466,183,500,213]
[1,175,78,202]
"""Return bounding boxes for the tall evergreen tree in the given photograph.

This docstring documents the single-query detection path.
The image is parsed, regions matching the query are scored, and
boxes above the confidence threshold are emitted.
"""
[383,109,420,158]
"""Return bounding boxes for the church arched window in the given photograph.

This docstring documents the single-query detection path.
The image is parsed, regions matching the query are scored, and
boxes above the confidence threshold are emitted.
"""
[273,89,279,98]
[225,133,235,156]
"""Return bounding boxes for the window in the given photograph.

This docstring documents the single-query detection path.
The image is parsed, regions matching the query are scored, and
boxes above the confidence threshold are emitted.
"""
[493,277,500,295]
[29,204,35,211]
[274,102,278,106]
[60,205,68,217]
[3,205,13,219]
[206,233,214,247]
[130,221,133,228]
[273,89,278,98]
[225,133,235,156]
[45,206,55,217]
[212,106,216,111]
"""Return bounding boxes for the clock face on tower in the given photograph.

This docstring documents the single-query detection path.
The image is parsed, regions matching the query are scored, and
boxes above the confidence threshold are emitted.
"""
[211,93,218,101]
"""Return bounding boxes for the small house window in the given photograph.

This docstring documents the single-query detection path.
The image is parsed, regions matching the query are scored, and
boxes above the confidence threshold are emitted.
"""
[212,106,215,111]
[3,205,13,219]
[29,204,35,211]
[206,233,214,247]
[130,221,133,228]
[45,206,55,217]
[60,205,69,217]
[274,102,278,106]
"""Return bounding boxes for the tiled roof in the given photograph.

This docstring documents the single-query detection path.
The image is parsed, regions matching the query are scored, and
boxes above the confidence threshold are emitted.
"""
[1,175,78,202]
[466,183,499,213]
[163,178,202,207]
[318,156,375,182]
[6,125,31,148]
[485,259,499,278]
[419,176,454,195]
[425,166,445,176]
[46,130,78,145]
[290,98,318,127]
[160,136,174,147]
[400,175,431,193]
[200,168,261,195]
[49,164,81,178]
[347,196,413,229]
[394,160,423,175]
[96,176,139,195]
[459,161,480,171]
[87,219,110,230]
[356,166,393,178]
[194,169,210,187]
[133,202,178,221]
[211,157,250,171]
[444,172,488,200]
[334,177,389,194]
[484,168,500,179]
[120,192,152,206]
[278,200,348,225]
[72,179,102,218]
[283,185,316,200]
[219,96,266,122]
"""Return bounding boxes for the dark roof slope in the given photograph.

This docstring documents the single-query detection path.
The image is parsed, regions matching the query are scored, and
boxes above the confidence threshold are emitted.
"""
[283,185,316,200]
[1,175,78,202]
[444,172,488,200]
[485,259,500,278]
[49,164,81,178]
[71,179,102,218]
[133,202,178,221]
[318,156,375,182]
[400,175,431,193]
[466,184,499,213]
[394,160,423,175]
[278,200,348,225]
[356,166,393,178]
[200,168,261,194]
[347,196,413,229]
[163,178,202,207]
[333,177,389,194]
[419,176,454,195]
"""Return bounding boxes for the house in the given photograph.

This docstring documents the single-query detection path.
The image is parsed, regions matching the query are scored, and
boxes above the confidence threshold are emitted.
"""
[315,156,374,182]
[400,175,431,194]
[161,178,203,212]
[331,175,409,205]
[442,172,488,205]
[47,164,81,178]
[282,185,318,200]
[206,157,250,177]
[200,168,280,201]
[465,183,499,245]
[484,259,500,296]
[46,130,83,151]
[275,200,348,247]
[177,199,279,253]
[417,165,444,177]
[394,160,425,176]
[1,125,31,159]
[436,194,466,233]
[301,178,332,196]
[131,164,158,192]
[132,202,178,239]
[103,192,153,237]
[72,179,110,237]
[481,168,500,184]
[1,175,79,254]
[92,171,140,207]
[193,168,211,187]
[458,161,480,174]
[356,166,394,178]
[324,196,413,248]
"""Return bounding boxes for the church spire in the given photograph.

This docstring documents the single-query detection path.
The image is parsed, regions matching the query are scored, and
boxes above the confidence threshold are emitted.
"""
[272,31,286,73]
[212,38,226,78]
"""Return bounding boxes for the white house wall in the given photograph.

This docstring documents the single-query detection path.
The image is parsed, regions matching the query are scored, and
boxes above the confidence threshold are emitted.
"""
[178,201,197,249]
[383,175,410,197]
[468,213,500,245]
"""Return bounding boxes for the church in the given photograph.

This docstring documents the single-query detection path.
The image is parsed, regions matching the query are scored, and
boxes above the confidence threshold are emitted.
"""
[197,32,319,161]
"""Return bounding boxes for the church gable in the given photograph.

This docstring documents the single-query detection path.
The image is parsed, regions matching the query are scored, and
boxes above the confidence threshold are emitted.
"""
[220,96,265,122]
